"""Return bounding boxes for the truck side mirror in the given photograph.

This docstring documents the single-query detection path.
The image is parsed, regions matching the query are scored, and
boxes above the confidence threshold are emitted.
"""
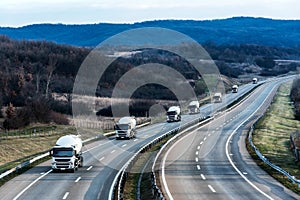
[49,149,53,156]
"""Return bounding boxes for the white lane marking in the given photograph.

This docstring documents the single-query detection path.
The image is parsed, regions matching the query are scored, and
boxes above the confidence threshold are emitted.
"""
[100,157,105,161]
[212,131,215,134]
[197,146,200,150]
[204,137,207,141]
[121,144,127,148]
[87,166,93,171]
[62,192,69,199]
[134,139,138,142]
[195,157,199,162]
[111,150,116,154]
[161,118,212,200]
[195,151,199,155]
[225,84,279,200]
[82,140,111,153]
[75,177,81,183]
[216,128,219,130]
[197,165,201,170]
[243,172,248,175]
[200,141,203,145]
[201,174,206,180]
[208,185,216,193]
[208,133,211,136]
[13,169,52,200]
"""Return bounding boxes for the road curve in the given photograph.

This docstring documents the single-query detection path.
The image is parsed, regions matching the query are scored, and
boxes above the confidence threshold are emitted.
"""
[158,77,299,200]
[0,82,257,200]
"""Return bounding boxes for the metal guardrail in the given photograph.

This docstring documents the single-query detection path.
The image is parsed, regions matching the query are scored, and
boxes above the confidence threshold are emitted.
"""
[0,152,50,180]
[248,122,300,187]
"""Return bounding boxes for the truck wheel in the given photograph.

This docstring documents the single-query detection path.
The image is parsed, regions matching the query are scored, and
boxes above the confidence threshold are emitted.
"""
[79,156,83,167]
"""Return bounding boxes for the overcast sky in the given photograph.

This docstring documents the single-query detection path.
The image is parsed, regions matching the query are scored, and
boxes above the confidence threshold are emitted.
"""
[1,0,300,27]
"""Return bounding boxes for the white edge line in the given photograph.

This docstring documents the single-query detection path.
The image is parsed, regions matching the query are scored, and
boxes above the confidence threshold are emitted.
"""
[225,83,279,200]
[87,166,93,171]
[13,169,52,200]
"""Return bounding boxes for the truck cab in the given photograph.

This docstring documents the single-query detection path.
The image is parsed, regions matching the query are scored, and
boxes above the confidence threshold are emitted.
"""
[252,78,258,84]
[167,106,181,122]
[50,135,83,173]
[232,85,238,93]
[188,101,200,114]
[115,117,136,139]
[213,93,222,103]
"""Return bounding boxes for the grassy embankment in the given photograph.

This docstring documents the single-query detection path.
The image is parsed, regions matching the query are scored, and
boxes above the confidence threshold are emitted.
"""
[0,125,104,171]
[249,81,300,194]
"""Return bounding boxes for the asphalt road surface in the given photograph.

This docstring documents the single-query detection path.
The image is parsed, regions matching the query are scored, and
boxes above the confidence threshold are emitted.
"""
[158,77,299,200]
[0,80,263,200]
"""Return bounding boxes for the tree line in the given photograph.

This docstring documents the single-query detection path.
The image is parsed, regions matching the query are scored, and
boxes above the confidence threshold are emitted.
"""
[1,34,300,129]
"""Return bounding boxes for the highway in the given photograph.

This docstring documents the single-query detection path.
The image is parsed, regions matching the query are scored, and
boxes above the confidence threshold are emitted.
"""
[158,77,299,200]
[0,81,262,200]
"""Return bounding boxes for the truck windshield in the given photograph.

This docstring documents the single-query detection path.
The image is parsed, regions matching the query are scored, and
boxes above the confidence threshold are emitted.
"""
[167,111,177,115]
[52,148,73,157]
[116,124,129,130]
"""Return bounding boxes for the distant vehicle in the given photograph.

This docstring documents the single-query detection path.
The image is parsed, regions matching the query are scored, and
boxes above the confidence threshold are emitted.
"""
[188,101,200,114]
[252,78,258,84]
[232,85,238,93]
[115,116,136,139]
[213,93,222,103]
[50,135,83,173]
[167,106,181,122]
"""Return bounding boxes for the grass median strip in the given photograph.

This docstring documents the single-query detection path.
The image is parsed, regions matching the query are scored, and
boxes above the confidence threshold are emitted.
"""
[122,136,171,200]
[248,81,300,194]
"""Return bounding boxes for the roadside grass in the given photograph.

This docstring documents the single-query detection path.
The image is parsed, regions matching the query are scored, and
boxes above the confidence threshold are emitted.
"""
[250,81,300,194]
[0,125,104,169]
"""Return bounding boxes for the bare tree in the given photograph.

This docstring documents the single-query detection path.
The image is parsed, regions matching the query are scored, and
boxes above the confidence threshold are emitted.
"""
[45,53,57,98]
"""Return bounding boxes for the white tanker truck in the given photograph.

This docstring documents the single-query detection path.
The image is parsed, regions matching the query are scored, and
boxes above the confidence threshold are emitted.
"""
[166,106,181,122]
[188,101,200,114]
[115,116,137,139]
[50,135,83,173]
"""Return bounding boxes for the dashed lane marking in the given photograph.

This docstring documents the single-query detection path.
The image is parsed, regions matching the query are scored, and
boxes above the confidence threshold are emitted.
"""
[62,192,69,200]
[208,185,216,193]
[75,177,81,183]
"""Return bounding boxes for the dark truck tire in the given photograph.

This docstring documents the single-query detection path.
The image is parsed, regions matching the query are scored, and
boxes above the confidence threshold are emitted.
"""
[79,156,83,167]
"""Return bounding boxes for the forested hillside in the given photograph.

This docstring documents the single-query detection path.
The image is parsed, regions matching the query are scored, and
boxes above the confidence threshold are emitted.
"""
[1,17,300,47]
[1,33,300,128]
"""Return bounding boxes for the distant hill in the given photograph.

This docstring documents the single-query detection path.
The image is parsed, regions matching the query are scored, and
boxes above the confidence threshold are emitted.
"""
[1,17,300,47]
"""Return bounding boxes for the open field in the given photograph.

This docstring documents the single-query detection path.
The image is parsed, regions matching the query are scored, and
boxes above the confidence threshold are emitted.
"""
[250,81,300,193]
[0,125,103,169]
